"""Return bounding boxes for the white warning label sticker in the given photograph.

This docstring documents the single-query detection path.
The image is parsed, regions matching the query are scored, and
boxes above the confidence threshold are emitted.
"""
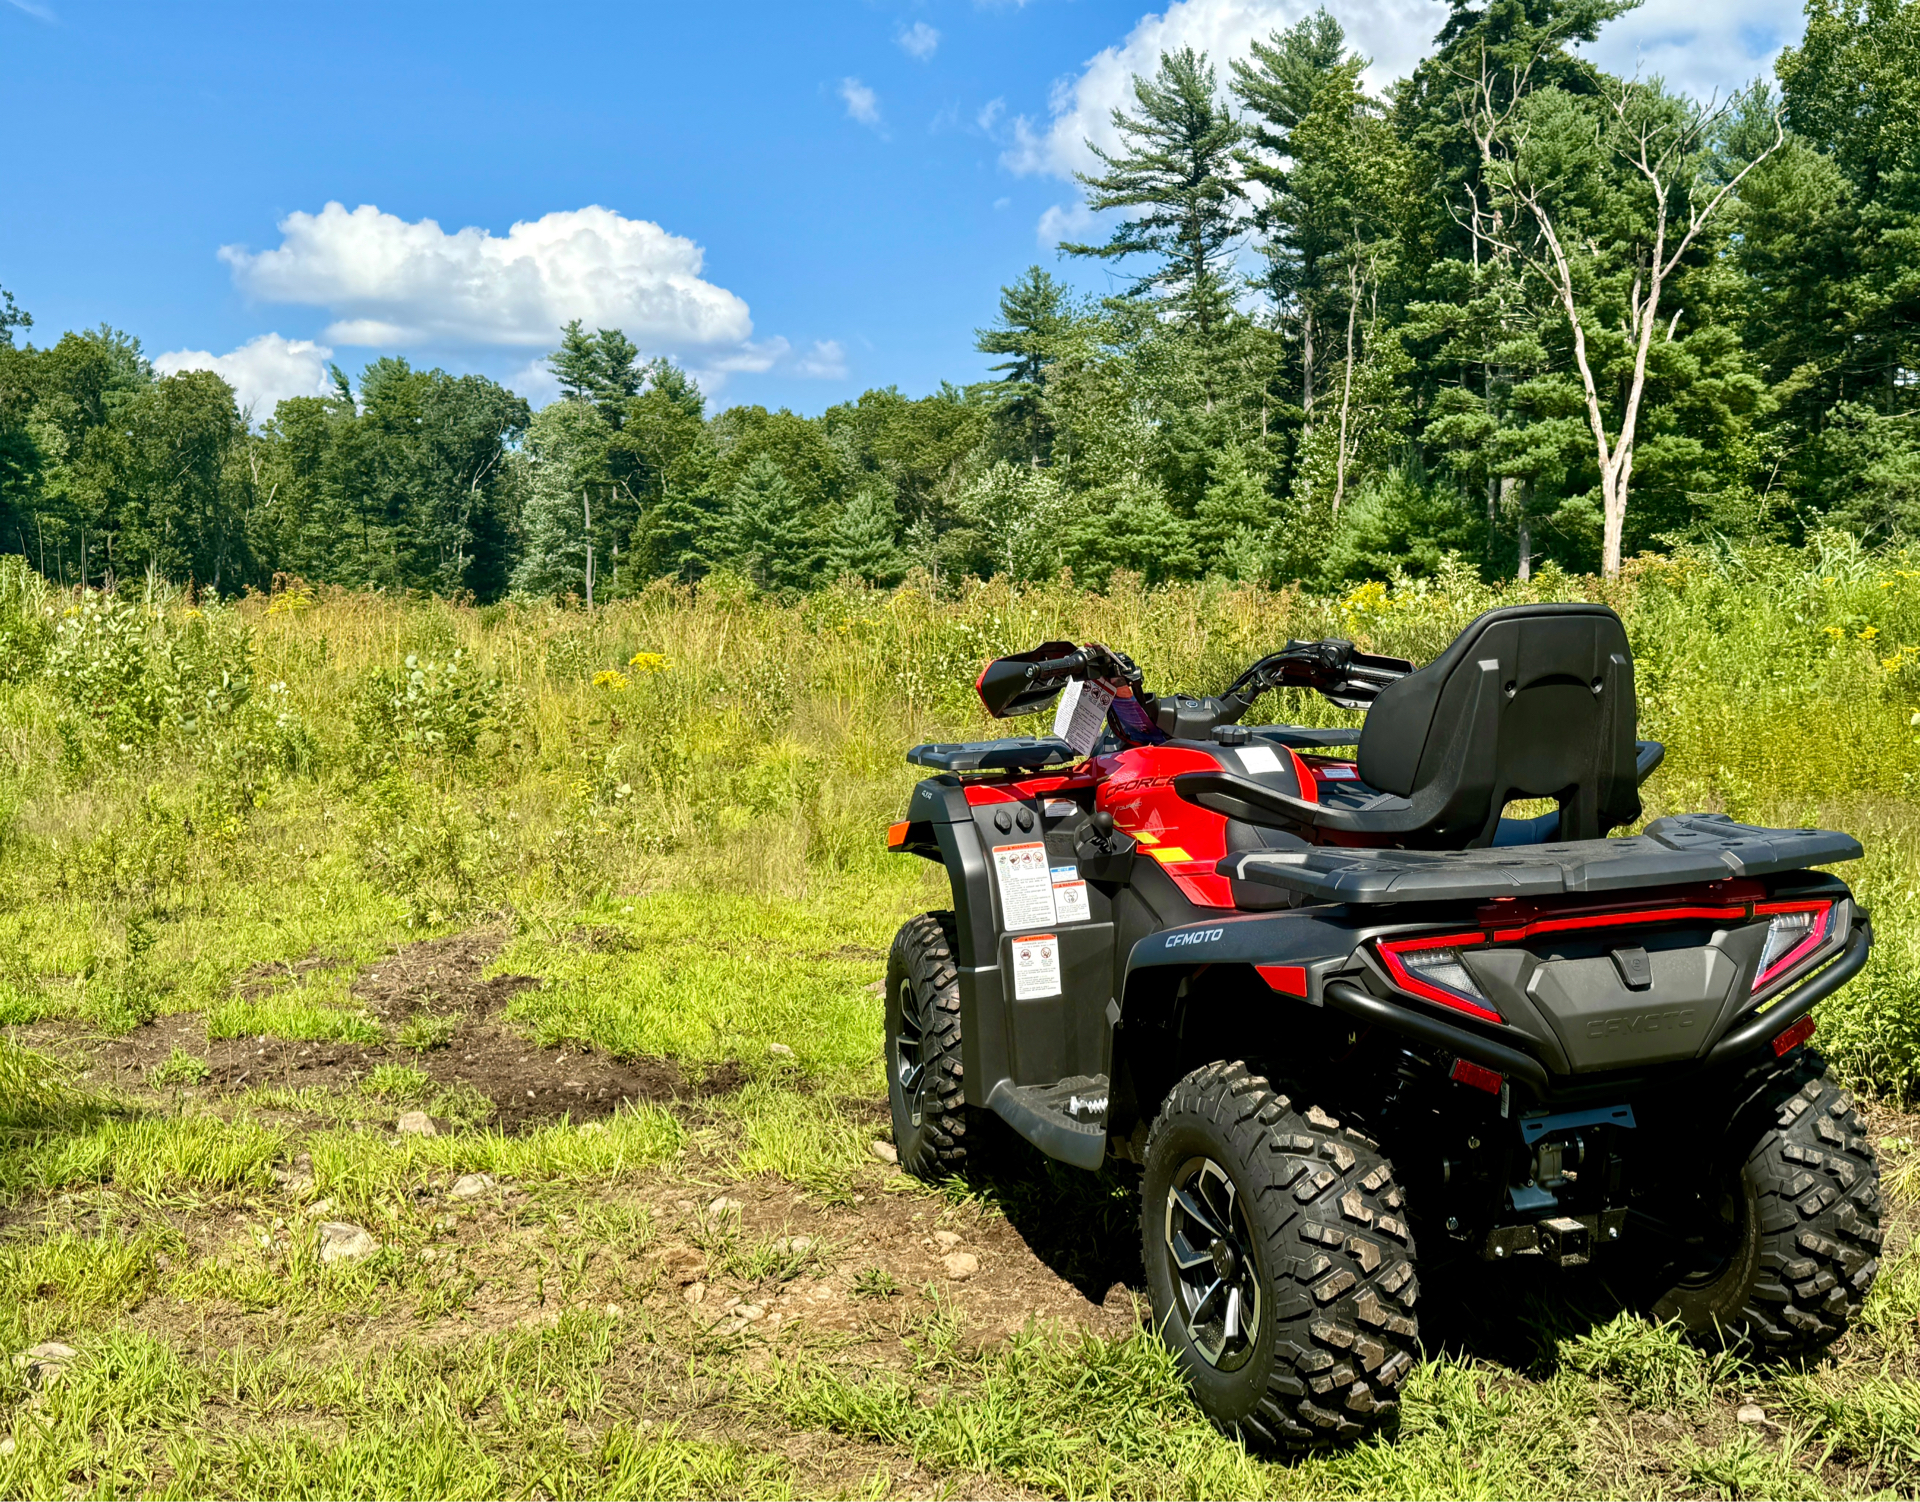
[1236,745,1283,775]
[1050,866,1090,923]
[1011,934,1062,999]
[993,842,1056,929]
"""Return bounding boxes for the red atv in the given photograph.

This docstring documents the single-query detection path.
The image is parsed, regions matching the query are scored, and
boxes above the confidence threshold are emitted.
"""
[883,603,1880,1450]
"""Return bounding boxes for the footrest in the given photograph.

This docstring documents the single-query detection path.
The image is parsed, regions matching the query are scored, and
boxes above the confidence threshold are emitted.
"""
[987,1075,1109,1169]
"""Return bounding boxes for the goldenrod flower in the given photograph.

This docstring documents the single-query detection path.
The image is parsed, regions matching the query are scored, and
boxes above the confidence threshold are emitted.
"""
[627,651,668,674]
[593,669,630,691]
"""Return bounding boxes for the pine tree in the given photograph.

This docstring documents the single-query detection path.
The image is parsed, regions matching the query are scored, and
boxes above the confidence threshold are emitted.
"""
[975,267,1076,464]
[720,454,822,595]
[1060,48,1246,330]
[825,485,906,584]
[510,400,613,602]
[549,321,642,423]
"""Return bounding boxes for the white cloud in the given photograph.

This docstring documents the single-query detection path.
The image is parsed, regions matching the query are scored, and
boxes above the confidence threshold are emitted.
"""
[977,97,1006,131]
[899,21,940,59]
[154,333,334,419]
[685,335,849,394]
[794,339,848,379]
[707,336,792,375]
[1004,0,1447,181]
[1036,201,1096,247]
[1582,0,1802,102]
[219,202,753,350]
[5,0,56,21]
[840,77,882,127]
[1007,0,1799,192]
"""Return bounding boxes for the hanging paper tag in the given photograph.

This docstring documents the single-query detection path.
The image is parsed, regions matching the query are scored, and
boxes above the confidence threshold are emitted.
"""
[1053,677,1114,755]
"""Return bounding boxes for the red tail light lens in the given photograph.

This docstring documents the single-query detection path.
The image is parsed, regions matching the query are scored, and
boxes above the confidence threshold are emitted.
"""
[1752,901,1833,994]
[1377,933,1502,1023]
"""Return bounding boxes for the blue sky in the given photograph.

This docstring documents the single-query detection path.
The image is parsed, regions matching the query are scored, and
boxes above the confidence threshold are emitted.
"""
[1,0,1808,418]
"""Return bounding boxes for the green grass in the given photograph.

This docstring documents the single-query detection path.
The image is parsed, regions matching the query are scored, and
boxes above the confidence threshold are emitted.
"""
[3,558,1920,1497]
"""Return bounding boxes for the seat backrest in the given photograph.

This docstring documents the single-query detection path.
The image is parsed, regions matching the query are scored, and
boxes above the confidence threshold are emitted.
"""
[1355,603,1642,847]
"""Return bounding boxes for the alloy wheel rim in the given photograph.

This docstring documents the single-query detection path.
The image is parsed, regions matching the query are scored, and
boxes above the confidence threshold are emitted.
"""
[1164,1155,1263,1371]
[894,978,928,1127]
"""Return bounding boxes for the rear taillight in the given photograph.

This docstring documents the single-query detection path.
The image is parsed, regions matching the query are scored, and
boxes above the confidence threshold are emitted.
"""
[1752,901,1834,994]
[1377,933,1502,1023]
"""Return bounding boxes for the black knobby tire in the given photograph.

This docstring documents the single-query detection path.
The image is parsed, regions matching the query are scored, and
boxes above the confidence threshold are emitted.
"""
[1652,1059,1883,1355]
[1142,1060,1420,1450]
[884,912,971,1178]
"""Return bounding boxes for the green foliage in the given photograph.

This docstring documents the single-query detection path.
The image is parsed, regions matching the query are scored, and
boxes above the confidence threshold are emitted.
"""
[351,649,513,768]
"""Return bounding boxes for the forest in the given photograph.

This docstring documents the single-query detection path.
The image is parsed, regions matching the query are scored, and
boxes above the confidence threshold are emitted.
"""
[2,0,1917,602]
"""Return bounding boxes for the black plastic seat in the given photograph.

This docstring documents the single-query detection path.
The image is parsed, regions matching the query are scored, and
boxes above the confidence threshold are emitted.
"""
[1173,604,1654,850]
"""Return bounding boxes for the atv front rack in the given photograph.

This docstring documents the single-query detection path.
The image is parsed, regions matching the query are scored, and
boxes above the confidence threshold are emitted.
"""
[1219,814,1863,904]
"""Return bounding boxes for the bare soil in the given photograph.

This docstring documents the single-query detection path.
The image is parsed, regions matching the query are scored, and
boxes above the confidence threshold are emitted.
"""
[51,929,748,1133]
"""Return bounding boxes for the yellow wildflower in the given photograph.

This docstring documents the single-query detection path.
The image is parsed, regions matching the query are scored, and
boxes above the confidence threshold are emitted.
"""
[1823,625,1844,639]
[627,651,668,674]
[593,669,630,691]
[1859,625,1880,641]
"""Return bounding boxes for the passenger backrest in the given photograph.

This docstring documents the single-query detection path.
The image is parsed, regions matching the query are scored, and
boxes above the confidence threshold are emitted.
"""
[1355,603,1642,846]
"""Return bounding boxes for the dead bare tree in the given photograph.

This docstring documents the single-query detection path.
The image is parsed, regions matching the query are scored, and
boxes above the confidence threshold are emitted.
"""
[1467,51,1784,576]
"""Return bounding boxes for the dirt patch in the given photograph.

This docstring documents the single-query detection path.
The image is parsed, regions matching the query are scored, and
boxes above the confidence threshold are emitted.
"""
[639,1158,1146,1348]
[68,927,748,1132]
[349,925,539,1022]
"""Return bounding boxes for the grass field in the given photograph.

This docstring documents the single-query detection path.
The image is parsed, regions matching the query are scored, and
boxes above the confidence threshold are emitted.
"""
[2,543,1919,1498]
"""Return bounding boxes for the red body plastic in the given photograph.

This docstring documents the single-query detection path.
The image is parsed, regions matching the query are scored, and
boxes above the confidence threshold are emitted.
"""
[975,740,1361,911]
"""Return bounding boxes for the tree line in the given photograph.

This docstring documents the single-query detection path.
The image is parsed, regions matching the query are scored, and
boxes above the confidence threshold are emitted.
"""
[2,0,1916,601]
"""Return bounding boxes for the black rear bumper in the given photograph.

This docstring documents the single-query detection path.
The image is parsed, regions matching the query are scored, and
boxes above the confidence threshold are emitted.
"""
[1323,916,1871,1100]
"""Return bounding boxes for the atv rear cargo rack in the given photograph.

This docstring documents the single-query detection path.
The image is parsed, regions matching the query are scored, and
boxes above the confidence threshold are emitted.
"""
[1218,813,1862,904]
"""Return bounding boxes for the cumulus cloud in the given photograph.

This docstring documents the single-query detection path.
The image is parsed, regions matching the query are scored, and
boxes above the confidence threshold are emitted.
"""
[1036,201,1096,248]
[898,21,940,59]
[1008,0,1798,190]
[794,339,848,379]
[1003,0,1447,181]
[1582,0,1802,101]
[840,77,882,127]
[219,202,753,350]
[154,333,334,419]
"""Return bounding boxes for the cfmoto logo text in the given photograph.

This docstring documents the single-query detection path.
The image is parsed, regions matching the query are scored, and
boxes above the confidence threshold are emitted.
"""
[1166,928,1225,947]
[1587,1008,1695,1038]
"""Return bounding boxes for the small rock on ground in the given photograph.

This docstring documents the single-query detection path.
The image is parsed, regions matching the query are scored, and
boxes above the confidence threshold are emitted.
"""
[776,1235,813,1255]
[932,1229,962,1251]
[869,1140,898,1165]
[396,1111,437,1136]
[942,1252,980,1279]
[683,1281,707,1305]
[449,1173,495,1199]
[767,1042,793,1058]
[1736,1404,1767,1426]
[318,1222,379,1264]
[707,1196,742,1215]
[14,1342,76,1387]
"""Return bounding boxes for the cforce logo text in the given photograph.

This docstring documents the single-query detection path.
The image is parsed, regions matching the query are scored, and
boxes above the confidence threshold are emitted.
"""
[1586,1008,1695,1038]
[1165,928,1225,948]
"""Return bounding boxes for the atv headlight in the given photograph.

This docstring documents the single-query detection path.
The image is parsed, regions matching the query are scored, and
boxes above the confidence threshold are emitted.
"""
[1752,901,1834,994]
[1377,933,1502,1023]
